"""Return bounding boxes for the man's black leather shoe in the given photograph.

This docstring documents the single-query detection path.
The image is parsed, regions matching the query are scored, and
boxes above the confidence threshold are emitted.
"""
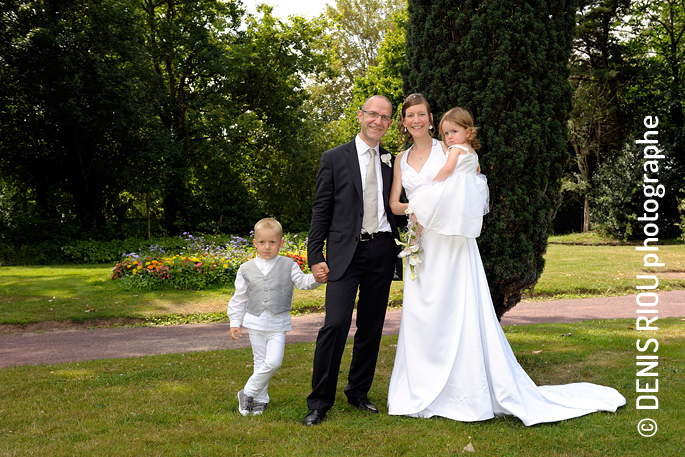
[303,409,325,426]
[349,398,379,413]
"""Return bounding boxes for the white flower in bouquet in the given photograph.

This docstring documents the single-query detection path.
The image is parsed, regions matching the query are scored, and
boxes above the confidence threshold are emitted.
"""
[398,243,419,258]
[395,207,422,280]
[381,153,392,167]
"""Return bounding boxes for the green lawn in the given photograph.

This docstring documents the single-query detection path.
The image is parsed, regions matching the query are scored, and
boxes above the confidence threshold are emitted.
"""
[0,266,395,327]
[529,243,685,299]
[0,318,680,456]
[0,243,683,326]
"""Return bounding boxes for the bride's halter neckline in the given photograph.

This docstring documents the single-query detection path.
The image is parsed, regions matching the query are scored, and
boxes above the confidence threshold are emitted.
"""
[412,140,432,164]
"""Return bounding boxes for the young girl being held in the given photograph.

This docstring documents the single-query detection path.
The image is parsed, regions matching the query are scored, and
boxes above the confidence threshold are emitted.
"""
[405,105,489,239]
[433,107,481,182]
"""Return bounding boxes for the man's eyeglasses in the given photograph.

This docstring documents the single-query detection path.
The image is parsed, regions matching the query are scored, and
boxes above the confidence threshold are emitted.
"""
[360,109,393,123]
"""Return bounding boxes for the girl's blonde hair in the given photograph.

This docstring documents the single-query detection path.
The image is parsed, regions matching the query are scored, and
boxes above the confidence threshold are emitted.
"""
[439,107,481,150]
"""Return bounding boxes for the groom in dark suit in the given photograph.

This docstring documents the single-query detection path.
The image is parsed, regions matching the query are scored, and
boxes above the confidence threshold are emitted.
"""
[304,95,403,426]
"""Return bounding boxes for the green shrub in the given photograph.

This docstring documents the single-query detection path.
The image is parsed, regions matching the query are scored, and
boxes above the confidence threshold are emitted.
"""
[0,241,67,266]
[404,0,576,318]
[591,141,645,240]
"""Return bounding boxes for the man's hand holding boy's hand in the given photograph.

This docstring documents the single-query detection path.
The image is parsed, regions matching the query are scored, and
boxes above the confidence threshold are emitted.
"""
[315,271,329,283]
[312,262,330,283]
[229,327,242,340]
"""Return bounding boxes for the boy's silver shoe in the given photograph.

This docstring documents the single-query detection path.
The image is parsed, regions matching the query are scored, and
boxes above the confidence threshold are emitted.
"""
[252,401,268,416]
[237,389,254,416]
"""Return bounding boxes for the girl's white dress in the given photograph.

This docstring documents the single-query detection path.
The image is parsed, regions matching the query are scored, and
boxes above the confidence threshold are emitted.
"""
[387,140,626,426]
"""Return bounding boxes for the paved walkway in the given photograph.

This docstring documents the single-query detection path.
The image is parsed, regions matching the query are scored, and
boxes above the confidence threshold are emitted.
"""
[1,290,684,368]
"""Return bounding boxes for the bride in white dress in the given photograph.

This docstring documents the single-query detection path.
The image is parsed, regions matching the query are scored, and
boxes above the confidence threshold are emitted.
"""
[387,94,625,426]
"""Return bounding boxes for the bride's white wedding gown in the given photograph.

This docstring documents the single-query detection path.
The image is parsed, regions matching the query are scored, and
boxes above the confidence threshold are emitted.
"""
[387,141,626,426]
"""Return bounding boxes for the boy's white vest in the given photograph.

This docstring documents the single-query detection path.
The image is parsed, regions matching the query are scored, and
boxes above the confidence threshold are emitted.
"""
[240,256,294,316]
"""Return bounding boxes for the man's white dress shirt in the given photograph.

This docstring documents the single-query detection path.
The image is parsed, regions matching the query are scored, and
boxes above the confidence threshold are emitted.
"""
[355,134,391,233]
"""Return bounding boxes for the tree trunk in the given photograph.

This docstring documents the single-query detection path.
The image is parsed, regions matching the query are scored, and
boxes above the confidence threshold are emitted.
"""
[146,192,151,240]
[583,193,591,232]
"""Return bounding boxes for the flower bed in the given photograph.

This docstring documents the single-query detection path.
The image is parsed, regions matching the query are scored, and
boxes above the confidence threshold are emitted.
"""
[110,232,310,290]
[111,254,239,290]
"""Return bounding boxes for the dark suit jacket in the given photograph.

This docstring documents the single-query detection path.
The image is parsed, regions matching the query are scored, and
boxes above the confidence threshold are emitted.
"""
[308,139,403,282]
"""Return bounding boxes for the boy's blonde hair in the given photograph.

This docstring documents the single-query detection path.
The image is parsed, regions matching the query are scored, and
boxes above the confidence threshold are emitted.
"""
[254,217,283,238]
[439,107,481,150]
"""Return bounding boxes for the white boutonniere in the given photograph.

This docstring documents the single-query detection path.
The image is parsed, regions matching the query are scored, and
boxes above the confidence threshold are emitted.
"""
[381,153,392,168]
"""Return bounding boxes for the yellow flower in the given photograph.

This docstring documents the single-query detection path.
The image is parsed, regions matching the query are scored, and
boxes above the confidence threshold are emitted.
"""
[223,264,228,269]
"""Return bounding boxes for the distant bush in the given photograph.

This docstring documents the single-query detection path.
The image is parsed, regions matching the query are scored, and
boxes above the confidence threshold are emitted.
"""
[0,241,67,266]
[0,233,247,266]
[590,142,643,241]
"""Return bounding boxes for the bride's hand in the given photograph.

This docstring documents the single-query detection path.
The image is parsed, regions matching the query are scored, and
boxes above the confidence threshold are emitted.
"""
[409,215,423,236]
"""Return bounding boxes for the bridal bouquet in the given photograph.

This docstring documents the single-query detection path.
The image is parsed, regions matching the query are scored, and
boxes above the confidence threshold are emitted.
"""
[395,207,422,280]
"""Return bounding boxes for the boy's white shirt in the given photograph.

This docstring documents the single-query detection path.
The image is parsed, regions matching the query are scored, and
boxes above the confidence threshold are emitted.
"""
[227,255,321,331]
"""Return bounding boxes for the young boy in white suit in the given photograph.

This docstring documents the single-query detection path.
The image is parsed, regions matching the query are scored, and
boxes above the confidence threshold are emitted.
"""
[228,218,327,415]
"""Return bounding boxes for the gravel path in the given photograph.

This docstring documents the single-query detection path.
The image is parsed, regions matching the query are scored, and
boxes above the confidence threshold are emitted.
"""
[1,290,684,368]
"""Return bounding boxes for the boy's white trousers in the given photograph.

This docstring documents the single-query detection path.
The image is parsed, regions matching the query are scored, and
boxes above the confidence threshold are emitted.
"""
[244,329,286,403]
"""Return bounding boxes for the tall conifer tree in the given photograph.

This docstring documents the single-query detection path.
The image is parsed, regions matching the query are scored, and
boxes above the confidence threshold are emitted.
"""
[405,0,576,318]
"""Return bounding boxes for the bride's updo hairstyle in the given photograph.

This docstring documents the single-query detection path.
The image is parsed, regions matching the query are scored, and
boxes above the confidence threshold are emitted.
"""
[439,107,481,150]
[398,93,436,149]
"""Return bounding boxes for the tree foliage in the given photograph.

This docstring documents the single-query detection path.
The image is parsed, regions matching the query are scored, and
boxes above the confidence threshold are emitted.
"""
[138,0,248,233]
[332,7,409,150]
[567,66,621,232]
[3,0,683,266]
[0,1,334,249]
[0,0,153,240]
[586,0,685,238]
[564,0,631,232]
[404,0,577,318]
[310,0,407,124]
[222,6,335,231]
[627,0,685,235]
